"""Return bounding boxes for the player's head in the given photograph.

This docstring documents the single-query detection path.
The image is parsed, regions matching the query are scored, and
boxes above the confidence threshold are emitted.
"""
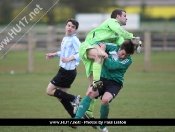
[111,9,127,26]
[65,18,79,36]
[66,18,79,29]
[118,40,135,59]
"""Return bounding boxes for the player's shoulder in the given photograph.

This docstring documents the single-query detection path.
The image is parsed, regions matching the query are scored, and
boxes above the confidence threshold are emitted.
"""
[105,43,118,46]
[120,57,132,65]
[71,34,81,43]
[101,18,115,24]
[105,43,120,48]
[105,43,120,51]
[70,34,77,37]
[127,56,132,63]
[106,18,119,23]
[71,34,79,39]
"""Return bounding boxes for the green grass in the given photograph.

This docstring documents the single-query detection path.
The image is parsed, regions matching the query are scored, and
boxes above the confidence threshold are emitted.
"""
[0,50,175,132]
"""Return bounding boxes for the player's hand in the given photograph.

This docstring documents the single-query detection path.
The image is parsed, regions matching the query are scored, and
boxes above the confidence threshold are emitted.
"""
[136,41,142,53]
[45,53,56,61]
[131,37,140,45]
[103,52,108,59]
[100,51,108,59]
[62,57,70,62]
[98,43,108,59]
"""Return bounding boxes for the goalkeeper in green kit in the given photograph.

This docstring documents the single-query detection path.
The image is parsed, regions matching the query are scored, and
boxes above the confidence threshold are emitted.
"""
[78,9,142,123]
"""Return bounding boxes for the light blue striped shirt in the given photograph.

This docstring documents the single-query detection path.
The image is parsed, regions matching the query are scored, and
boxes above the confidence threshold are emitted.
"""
[57,34,81,70]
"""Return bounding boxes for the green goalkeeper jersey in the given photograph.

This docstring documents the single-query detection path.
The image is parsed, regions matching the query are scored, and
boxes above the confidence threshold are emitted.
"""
[84,18,133,46]
[101,43,132,85]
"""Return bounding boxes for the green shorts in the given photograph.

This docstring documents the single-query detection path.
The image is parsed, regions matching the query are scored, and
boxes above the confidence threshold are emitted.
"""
[79,42,95,77]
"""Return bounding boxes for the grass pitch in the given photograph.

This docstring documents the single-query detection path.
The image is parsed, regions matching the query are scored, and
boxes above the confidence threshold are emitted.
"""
[0,50,175,132]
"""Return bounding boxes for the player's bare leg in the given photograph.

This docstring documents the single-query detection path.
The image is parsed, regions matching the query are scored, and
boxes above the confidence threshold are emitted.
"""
[87,43,107,88]
[46,83,81,118]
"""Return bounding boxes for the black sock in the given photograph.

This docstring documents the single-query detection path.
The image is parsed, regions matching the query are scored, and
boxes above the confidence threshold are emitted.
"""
[61,100,75,118]
[54,89,75,102]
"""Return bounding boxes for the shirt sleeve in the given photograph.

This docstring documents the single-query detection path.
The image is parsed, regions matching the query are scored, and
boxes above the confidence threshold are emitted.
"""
[108,19,133,39]
[104,57,132,70]
[105,43,119,53]
[72,36,81,61]
[57,51,61,58]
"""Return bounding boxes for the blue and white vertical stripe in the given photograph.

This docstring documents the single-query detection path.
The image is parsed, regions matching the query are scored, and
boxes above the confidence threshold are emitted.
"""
[57,34,81,70]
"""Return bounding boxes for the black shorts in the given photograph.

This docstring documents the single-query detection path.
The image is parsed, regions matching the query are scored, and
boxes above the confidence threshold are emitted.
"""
[51,67,77,88]
[97,77,122,102]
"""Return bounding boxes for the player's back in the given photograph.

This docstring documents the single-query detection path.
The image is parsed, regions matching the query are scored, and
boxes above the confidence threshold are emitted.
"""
[84,18,120,44]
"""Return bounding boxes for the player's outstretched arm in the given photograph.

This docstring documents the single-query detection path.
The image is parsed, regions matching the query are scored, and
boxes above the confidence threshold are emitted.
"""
[108,19,133,39]
[45,52,57,61]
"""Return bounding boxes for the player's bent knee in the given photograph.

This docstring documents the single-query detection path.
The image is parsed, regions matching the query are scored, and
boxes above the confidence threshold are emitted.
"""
[46,87,54,96]
[87,49,98,60]
[101,98,109,106]
[46,83,57,96]
[46,88,51,95]
[86,90,98,99]
[97,51,102,57]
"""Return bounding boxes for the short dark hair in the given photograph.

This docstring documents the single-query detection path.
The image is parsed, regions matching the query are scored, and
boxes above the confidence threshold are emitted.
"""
[66,18,79,29]
[120,40,135,55]
[111,9,126,19]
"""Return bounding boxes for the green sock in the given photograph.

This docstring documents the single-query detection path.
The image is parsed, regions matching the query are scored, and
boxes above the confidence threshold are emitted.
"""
[92,62,101,83]
[74,96,92,119]
[86,99,96,118]
[100,104,110,130]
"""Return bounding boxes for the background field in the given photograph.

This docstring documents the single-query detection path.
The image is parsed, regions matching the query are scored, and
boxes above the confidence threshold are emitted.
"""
[0,50,175,132]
